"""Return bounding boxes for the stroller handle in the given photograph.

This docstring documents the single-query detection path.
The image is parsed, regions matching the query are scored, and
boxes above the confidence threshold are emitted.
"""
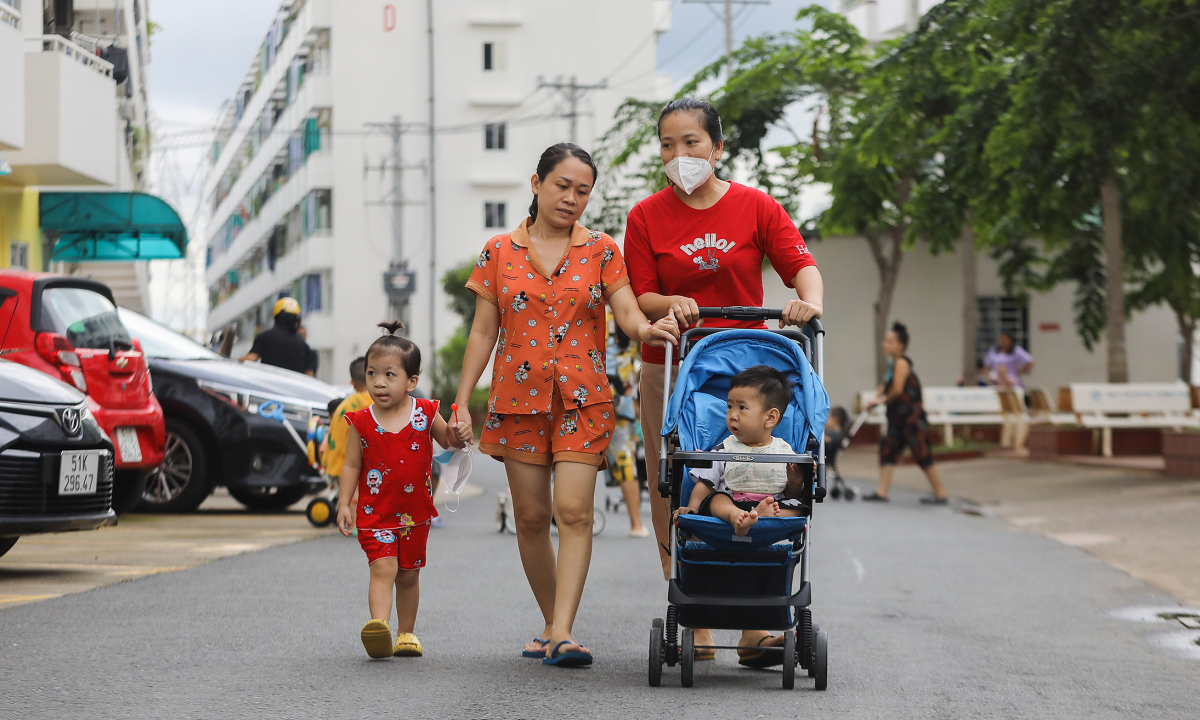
[697,307,824,334]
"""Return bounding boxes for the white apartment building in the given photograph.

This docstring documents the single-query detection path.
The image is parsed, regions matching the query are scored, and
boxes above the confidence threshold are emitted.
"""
[0,0,157,311]
[202,0,672,385]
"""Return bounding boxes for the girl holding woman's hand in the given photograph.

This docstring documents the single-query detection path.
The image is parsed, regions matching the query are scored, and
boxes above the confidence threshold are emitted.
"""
[451,143,678,668]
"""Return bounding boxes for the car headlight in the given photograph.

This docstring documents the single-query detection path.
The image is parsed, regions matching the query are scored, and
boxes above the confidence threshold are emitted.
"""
[197,380,322,424]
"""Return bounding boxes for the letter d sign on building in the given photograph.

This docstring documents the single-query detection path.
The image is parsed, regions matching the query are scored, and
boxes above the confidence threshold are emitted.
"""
[383,4,396,31]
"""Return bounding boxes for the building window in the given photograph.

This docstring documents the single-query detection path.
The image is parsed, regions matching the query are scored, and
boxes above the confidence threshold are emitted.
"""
[485,122,507,150]
[485,202,507,229]
[9,241,29,270]
[976,296,1030,362]
[483,42,505,71]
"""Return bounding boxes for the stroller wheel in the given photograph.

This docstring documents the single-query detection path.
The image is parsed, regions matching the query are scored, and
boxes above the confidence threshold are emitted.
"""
[829,485,841,500]
[813,630,829,690]
[680,628,694,688]
[592,508,606,536]
[845,486,857,501]
[305,498,334,527]
[648,618,664,687]
[782,630,796,690]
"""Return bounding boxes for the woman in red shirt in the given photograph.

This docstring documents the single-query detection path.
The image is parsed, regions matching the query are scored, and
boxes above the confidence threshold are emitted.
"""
[624,98,824,664]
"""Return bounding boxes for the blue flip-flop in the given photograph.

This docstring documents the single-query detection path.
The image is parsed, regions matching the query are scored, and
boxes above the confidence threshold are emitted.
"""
[521,638,548,658]
[542,640,593,667]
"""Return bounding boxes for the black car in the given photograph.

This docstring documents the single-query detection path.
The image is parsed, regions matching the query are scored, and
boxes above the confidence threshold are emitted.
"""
[117,309,344,513]
[0,359,116,558]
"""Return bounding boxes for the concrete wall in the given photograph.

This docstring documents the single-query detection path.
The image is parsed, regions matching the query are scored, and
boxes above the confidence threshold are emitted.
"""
[0,187,43,270]
[763,236,1180,411]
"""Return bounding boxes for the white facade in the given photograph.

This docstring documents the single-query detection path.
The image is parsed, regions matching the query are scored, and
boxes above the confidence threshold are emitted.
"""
[202,0,671,385]
[0,0,154,311]
[765,239,1180,411]
[839,0,943,43]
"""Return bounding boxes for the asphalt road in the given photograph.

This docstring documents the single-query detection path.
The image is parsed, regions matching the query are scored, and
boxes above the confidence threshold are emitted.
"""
[3,457,1199,719]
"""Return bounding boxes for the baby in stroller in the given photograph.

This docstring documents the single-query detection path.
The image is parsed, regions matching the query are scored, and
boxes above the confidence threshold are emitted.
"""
[680,366,807,535]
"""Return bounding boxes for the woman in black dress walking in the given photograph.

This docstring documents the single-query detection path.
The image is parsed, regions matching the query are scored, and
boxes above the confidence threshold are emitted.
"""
[863,322,948,503]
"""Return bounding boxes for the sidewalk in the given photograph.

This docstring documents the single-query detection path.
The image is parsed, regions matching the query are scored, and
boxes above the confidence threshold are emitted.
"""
[838,448,1200,607]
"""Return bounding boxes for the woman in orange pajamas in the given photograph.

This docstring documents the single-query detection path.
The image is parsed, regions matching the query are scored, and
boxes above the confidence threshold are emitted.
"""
[452,143,678,667]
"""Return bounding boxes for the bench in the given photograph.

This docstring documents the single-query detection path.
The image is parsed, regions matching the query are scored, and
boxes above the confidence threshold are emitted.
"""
[858,387,1028,448]
[1063,382,1199,456]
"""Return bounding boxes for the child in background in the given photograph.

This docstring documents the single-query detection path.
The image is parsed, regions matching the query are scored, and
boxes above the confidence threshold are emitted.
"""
[683,366,806,536]
[337,322,457,659]
[323,356,372,479]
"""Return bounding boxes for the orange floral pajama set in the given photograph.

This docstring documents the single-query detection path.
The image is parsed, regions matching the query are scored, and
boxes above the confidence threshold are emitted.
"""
[467,220,630,467]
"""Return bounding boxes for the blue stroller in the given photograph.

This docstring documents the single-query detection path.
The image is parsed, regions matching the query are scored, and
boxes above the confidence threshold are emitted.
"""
[648,308,830,690]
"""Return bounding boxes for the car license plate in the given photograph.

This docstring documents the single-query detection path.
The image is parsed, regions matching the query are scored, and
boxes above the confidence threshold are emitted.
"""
[116,426,142,463]
[59,451,101,495]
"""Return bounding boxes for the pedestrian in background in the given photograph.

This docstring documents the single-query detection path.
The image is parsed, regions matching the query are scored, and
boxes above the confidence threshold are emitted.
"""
[623,97,823,664]
[863,322,948,504]
[983,332,1033,389]
[451,143,678,668]
[337,322,458,659]
[240,297,315,376]
[606,372,648,538]
[322,356,371,479]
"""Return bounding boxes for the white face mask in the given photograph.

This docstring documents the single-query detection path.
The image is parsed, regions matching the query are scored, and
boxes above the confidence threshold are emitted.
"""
[664,146,716,195]
[433,448,473,512]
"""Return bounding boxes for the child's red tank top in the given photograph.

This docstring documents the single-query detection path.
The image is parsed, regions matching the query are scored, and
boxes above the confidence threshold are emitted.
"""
[345,398,439,530]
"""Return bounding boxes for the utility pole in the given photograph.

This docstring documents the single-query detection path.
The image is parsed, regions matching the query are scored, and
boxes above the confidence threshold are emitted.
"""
[683,0,769,77]
[538,76,607,144]
[365,116,423,327]
[427,0,437,383]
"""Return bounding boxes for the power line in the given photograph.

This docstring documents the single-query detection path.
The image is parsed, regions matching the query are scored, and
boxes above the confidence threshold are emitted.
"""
[538,76,608,143]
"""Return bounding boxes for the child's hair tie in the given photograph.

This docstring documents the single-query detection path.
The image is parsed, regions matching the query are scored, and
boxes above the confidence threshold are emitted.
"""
[377,320,406,336]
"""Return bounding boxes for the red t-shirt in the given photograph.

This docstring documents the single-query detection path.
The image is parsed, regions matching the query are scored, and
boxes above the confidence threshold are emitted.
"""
[623,182,818,364]
[345,398,439,530]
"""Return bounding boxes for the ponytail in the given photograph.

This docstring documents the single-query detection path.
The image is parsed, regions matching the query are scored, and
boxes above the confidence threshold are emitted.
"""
[365,320,422,377]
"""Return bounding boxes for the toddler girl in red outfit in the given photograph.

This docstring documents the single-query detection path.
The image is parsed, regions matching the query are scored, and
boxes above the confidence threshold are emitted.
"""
[337,321,456,659]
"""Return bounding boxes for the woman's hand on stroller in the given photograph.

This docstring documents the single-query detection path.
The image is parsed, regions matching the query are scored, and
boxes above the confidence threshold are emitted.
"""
[640,314,680,348]
[780,298,822,328]
[665,295,702,327]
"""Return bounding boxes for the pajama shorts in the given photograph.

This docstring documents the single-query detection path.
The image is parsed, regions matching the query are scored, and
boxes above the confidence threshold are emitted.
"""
[480,393,614,468]
[358,523,431,568]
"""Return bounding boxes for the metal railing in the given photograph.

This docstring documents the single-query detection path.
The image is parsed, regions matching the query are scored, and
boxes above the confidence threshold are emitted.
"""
[0,0,20,29]
[26,35,114,78]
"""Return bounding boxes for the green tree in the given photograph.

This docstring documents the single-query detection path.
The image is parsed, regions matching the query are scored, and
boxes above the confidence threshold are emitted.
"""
[432,260,490,415]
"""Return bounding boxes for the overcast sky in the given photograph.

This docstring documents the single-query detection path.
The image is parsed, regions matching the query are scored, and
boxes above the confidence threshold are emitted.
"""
[144,0,824,326]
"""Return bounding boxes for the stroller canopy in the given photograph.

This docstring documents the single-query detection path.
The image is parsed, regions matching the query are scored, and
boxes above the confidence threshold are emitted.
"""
[661,329,830,454]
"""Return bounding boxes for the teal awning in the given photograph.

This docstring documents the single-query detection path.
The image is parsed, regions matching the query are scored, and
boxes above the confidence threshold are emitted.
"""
[40,192,189,261]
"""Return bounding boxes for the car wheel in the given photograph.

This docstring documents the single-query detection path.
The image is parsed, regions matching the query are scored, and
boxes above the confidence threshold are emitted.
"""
[0,536,18,558]
[228,484,309,512]
[137,419,211,513]
[111,469,150,515]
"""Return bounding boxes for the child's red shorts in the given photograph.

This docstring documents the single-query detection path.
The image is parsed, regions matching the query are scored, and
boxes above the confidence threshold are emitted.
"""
[358,523,430,569]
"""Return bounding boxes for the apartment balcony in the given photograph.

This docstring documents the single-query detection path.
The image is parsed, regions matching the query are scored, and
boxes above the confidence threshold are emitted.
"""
[204,0,331,198]
[0,3,23,150]
[204,149,332,286]
[2,36,117,186]
[205,72,332,242]
[206,230,334,331]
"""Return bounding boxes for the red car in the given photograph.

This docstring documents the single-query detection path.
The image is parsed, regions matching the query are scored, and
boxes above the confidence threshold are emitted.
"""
[0,271,165,513]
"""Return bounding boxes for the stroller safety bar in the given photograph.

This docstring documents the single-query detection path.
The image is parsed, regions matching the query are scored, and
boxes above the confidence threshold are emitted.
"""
[672,451,814,465]
[697,307,826,335]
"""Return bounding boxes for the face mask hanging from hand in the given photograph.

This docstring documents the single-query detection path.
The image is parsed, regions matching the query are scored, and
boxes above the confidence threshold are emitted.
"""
[664,146,716,195]
[433,448,473,512]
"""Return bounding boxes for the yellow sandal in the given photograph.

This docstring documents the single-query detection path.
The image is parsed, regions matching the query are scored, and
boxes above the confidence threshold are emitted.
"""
[361,619,394,659]
[394,632,423,657]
